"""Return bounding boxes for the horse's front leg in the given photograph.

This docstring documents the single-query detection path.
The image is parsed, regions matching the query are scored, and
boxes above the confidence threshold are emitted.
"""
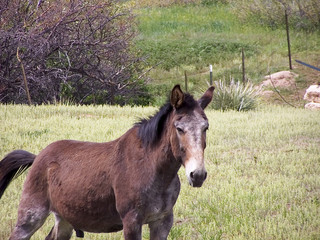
[149,211,174,240]
[122,210,142,240]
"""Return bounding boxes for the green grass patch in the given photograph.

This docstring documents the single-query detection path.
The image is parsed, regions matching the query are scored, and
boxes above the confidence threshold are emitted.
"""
[136,38,257,71]
[134,3,320,105]
[136,5,239,37]
[0,104,319,239]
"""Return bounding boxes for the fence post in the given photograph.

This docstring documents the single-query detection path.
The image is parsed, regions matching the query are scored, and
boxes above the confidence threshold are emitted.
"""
[285,9,293,70]
[184,70,188,92]
[209,64,213,85]
[242,48,246,83]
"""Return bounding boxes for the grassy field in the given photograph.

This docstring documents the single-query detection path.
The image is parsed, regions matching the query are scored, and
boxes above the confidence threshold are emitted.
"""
[134,4,320,105]
[0,103,319,239]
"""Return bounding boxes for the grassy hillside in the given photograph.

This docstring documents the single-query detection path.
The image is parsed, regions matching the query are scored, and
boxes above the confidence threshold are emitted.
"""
[133,4,320,105]
[1,104,319,239]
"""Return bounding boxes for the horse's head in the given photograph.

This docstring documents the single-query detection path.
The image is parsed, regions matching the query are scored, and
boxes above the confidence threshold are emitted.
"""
[170,85,214,187]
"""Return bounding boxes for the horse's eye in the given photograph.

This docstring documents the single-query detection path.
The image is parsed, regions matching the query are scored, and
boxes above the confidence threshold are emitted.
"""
[176,127,184,134]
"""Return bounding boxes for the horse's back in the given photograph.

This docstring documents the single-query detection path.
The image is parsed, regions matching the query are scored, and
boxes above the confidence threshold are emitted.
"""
[28,139,114,182]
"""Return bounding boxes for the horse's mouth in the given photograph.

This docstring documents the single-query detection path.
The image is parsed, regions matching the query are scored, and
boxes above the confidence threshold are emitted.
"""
[189,180,204,187]
[188,176,207,187]
[188,169,207,187]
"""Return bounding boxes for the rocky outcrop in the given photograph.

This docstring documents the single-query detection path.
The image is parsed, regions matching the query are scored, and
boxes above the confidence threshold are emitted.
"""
[304,85,320,110]
[262,71,297,88]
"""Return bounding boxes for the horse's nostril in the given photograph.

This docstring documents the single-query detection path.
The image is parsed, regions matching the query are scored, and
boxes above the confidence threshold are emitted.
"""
[190,170,207,181]
[189,169,207,187]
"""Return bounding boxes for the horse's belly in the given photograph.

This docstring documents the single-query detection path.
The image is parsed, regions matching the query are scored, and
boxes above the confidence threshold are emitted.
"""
[46,155,124,232]
[72,216,123,233]
[51,195,123,233]
[48,169,122,232]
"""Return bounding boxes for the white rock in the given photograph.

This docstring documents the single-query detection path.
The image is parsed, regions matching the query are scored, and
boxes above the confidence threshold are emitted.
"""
[305,102,320,110]
[304,85,320,103]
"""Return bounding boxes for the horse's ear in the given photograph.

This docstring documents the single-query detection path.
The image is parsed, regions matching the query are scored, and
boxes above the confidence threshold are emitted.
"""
[170,85,185,109]
[198,86,215,109]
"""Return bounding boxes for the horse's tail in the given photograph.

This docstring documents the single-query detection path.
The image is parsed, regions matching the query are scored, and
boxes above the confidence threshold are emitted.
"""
[0,150,36,199]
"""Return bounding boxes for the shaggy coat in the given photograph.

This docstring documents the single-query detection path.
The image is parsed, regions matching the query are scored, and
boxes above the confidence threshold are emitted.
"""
[0,85,214,240]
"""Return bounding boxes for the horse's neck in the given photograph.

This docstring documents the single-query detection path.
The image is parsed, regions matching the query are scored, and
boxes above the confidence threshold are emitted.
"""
[151,130,181,183]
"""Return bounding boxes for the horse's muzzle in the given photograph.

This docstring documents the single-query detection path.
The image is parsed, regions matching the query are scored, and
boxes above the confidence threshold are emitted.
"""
[189,169,207,187]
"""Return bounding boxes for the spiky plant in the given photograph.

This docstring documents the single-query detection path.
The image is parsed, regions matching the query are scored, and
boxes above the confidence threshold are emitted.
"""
[211,79,258,111]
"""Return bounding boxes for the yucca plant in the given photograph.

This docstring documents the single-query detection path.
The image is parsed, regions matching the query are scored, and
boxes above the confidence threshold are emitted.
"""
[211,79,258,111]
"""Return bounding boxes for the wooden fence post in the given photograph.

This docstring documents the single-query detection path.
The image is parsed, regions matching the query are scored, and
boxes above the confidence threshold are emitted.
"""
[242,48,246,83]
[285,9,293,70]
[184,70,188,92]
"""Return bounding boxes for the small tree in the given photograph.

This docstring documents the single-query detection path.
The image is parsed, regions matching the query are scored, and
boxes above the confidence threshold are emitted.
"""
[0,0,151,105]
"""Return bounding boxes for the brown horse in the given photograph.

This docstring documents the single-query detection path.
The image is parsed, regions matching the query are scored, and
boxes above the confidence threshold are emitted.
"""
[0,85,214,240]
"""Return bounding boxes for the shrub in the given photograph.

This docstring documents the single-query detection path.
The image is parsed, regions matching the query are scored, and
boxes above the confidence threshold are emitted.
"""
[0,0,151,105]
[211,79,258,111]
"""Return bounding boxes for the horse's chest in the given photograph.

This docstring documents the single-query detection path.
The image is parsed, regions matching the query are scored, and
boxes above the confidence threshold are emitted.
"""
[143,176,180,223]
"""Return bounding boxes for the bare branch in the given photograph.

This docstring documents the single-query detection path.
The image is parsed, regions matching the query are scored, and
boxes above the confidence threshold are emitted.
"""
[0,0,150,105]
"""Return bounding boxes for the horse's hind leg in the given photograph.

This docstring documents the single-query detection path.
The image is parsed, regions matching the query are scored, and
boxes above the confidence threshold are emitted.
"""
[9,198,49,240]
[45,213,73,240]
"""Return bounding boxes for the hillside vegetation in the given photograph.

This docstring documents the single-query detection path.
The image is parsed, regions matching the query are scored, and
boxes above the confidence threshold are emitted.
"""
[1,1,318,106]
[0,104,319,239]
[133,2,320,105]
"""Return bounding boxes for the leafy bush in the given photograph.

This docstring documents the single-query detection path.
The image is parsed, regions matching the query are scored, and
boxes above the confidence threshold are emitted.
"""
[211,79,258,111]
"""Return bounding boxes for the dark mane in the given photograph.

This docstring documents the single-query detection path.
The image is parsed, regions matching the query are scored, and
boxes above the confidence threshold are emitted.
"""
[136,103,172,148]
[136,93,198,148]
